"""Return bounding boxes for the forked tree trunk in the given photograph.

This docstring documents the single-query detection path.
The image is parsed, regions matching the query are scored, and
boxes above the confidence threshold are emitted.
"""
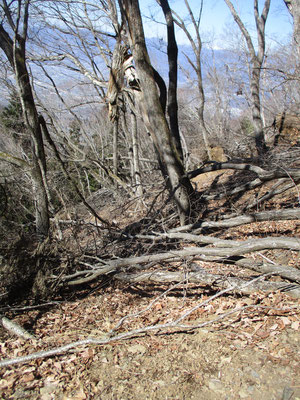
[224,0,270,156]
[172,0,212,160]
[118,0,194,224]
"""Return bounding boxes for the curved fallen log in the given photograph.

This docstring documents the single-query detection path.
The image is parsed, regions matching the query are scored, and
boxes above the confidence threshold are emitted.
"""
[202,178,300,202]
[188,162,300,181]
[202,178,263,201]
[187,162,300,203]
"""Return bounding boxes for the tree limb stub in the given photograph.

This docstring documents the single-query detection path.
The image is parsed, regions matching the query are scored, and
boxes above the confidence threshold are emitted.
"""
[1,316,35,340]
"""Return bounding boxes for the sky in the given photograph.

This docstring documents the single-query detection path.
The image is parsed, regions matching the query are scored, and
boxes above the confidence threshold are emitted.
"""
[141,0,293,48]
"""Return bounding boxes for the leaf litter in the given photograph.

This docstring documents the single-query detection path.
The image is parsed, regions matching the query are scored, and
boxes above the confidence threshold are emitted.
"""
[0,172,300,399]
[0,281,299,400]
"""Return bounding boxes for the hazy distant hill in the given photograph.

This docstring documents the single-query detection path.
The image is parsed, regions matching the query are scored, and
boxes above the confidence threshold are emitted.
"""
[146,37,234,86]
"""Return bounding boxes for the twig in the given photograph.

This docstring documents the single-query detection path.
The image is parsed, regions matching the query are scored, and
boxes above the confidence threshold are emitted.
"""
[108,279,189,335]
[0,301,61,313]
[174,304,299,331]
[0,273,288,368]
[280,166,300,205]
[1,316,35,340]
[173,273,274,324]
[1,302,297,368]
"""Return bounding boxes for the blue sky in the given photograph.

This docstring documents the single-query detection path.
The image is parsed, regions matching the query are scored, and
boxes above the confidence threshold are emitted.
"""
[141,0,293,48]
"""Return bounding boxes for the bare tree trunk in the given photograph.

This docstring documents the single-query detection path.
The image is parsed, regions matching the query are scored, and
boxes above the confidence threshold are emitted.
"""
[284,0,300,61]
[0,2,49,237]
[224,0,270,156]
[158,0,184,162]
[112,119,119,176]
[131,111,143,197]
[118,0,194,225]
[172,0,212,160]
[107,41,129,179]
[251,58,265,154]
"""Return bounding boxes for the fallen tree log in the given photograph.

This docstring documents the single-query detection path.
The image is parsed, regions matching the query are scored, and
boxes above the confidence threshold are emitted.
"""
[234,259,300,284]
[128,234,300,283]
[188,162,300,181]
[132,232,236,246]
[58,236,300,286]
[245,179,300,210]
[187,162,300,203]
[202,178,300,202]
[170,208,300,232]
[114,269,300,298]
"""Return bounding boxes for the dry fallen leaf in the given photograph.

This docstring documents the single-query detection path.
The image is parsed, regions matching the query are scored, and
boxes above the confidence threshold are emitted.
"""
[281,317,291,326]
[22,372,35,383]
[255,330,270,339]
[291,321,299,330]
[0,377,16,389]
[63,386,86,400]
[154,302,163,311]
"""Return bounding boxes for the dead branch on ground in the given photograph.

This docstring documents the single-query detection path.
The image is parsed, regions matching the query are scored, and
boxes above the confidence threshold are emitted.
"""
[187,161,300,203]
[52,234,300,297]
[1,275,298,368]
[0,316,35,340]
[170,208,300,232]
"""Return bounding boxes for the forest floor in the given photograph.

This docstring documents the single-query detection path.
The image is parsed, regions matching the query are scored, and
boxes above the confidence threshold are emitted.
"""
[0,282,299,400]
[0,168,300,400]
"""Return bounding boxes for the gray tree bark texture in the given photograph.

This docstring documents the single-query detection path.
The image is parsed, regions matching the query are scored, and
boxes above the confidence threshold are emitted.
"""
[118,0,194,225]
[0,1,49,237]
[58,234,300,286]
[172,0,212,160]
[284,0,300,60]
[130,111,143,196]
[159,0,185,162]
[224,0,270,156]
[114,270,300,298]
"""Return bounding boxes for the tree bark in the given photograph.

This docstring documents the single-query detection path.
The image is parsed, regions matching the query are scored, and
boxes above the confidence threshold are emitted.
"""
[0,2,49,237]
[118,0,194,225]
[158,0,184,162]
[188,161,300,180]
[224,0,270,156]
[173,0,212,160]
[59,235,300,286]
[112,119,119,176]
[130,111,143,196]
[114,270,300,297]
[284,0,300,60]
